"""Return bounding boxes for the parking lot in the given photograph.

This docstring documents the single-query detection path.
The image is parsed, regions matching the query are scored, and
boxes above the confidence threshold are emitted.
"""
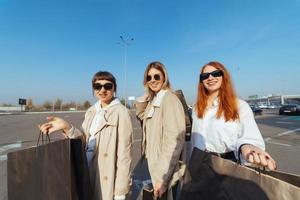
[0,110,300,200]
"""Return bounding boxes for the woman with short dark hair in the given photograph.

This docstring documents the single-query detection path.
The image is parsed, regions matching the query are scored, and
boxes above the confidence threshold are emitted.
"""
[39,71,133,200]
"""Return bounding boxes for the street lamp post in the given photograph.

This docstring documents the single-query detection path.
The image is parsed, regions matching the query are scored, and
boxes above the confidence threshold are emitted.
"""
[118,35,134,108]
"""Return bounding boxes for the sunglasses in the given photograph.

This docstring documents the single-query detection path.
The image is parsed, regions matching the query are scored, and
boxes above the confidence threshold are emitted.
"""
[200,70,223,82]
[93,83,113,91]
[146,74,161,82]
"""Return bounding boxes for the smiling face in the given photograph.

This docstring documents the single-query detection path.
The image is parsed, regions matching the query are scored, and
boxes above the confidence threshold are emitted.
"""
[93,79,114,106]
[147,67,164,94]
[202,65,223,95]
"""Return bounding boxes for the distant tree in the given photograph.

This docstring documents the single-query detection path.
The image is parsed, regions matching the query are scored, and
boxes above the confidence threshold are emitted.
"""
[54,98,63,111]
[25,99,34,111]
[83,100,91,110]
[63,101,77,110]
[43,101,52,111]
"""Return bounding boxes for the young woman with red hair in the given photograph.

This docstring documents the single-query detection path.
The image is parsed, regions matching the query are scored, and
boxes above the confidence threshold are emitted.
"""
[179,61,277,199]
[192,61,276,168]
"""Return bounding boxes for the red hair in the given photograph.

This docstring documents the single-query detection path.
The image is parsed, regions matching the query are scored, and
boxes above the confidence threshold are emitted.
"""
[195,61,239,121]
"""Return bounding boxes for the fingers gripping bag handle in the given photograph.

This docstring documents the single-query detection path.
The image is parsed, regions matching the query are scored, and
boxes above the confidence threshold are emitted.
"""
[37,130,51,146]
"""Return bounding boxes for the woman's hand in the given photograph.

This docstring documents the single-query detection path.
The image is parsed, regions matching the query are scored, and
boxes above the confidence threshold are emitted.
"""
[241,144,277,170]
[154,182,167,198]
[39,116,71,135]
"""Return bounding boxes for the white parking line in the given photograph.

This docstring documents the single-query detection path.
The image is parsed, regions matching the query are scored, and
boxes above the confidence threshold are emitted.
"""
[0,141,22,154]
[0,155,7,161]
[133,139,142,143]
[275,121,294,124]
[264,128,300,147]
[277,128,300,137]
[266,141,291,147]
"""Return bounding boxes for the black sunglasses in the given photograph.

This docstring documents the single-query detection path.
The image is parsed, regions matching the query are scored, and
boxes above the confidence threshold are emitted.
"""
[200,70,223,82]
[93,83,113,91]
[146,74,161,82]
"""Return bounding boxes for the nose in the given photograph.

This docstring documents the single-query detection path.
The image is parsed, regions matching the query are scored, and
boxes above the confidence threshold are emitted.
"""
[100,87,106,92]
[207,74,214,80]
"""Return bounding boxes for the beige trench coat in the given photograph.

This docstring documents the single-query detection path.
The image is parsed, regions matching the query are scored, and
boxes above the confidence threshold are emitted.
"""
[135,90,186,200]
[68,103,133,200]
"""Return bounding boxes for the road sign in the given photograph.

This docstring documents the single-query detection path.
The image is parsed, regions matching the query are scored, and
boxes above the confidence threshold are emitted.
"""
[18,98,27,105]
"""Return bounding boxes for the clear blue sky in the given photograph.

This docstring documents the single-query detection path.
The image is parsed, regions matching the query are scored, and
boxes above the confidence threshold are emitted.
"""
[1,0,300,105]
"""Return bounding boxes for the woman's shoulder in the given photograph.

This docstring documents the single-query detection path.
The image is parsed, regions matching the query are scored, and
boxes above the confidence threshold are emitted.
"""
[163,90,181,102]
[236,99,250,108]
[236,98,252,115]
[111,103,130,116]
[191,106,199,119]
[85,104,96,113]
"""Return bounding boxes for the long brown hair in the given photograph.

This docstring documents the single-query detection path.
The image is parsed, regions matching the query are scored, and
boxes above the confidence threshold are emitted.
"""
[195,61,239,121]
[143,61,171,100]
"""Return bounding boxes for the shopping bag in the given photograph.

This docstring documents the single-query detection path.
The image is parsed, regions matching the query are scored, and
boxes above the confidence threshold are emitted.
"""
[179,147,300,200]
[142,181,155,200]
[7,138,91,200]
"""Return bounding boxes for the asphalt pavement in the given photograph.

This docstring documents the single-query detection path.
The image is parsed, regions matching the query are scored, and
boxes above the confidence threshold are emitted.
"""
[0,110,299,200]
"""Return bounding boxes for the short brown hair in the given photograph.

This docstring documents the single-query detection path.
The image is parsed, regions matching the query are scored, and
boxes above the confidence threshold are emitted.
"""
[92,71,117,92]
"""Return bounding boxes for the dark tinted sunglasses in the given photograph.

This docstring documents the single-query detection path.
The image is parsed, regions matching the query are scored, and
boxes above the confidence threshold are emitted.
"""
[200,70,223,82]
[93,83,113,91]
[146,74,161,82]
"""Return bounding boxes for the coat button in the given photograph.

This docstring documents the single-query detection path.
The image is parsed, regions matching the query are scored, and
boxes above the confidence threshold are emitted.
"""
[104,176,108,181]
[104,153,108,157]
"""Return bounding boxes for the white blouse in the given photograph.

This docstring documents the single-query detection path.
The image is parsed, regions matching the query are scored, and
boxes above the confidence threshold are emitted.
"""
[191,99,265,159]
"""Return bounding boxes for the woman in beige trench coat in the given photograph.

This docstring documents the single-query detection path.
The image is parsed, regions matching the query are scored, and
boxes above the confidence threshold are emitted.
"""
[39,71,133,200]
[135,61,186,200]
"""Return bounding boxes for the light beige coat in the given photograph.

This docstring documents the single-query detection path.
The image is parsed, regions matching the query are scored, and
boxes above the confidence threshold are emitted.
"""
[136,90,186,200]
[68,102,133,200]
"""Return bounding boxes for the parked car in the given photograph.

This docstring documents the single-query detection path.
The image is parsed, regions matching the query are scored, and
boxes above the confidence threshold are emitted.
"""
[279,104,300,115]
[257,102,268,109]
[250,104,263,116]
[267,104,280,109]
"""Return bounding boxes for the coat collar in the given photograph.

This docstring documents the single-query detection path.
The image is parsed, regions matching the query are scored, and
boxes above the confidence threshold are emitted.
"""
[85,98,120,134]
[152,89,167,107]
[145,90,168,119]
[94,98,121,112]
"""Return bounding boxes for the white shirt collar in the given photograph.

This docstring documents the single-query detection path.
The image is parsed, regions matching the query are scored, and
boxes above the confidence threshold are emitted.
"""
[94,98,121,112]
[152,89,167,107]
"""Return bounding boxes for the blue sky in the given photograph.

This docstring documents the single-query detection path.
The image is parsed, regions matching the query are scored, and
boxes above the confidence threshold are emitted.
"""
[1,0,300,105]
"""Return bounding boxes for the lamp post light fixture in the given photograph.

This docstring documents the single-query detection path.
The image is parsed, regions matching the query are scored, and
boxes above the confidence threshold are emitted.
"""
[118,35,134,108]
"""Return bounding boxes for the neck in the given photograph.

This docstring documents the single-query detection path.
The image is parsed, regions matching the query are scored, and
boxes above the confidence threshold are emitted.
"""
[100,98,114,108]
[207,90,219,105]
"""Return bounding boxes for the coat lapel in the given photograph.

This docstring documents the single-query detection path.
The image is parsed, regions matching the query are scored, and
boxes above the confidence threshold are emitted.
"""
[93,108,118,137]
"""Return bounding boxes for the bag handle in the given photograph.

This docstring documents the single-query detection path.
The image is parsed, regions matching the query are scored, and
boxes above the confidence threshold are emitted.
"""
[37,131,51,146]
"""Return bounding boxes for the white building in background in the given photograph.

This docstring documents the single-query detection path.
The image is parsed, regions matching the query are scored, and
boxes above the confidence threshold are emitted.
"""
[0,106,22,112]
[246,94,300,107]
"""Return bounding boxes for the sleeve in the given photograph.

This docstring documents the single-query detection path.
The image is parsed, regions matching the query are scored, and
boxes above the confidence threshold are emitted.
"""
[114,107,133,196]
[236,101,265,160]
[65,110,90,145]
[151,94,186,184]
[135,95,149,121]
[66,126,84,139]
